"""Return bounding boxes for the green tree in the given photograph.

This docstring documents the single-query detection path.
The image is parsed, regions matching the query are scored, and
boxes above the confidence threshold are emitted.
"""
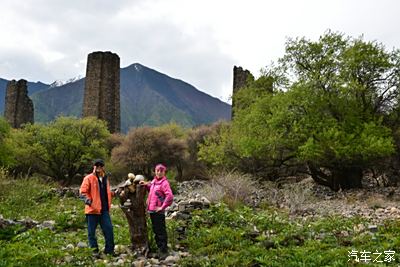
[201,31,400,190]
[8,116,110,184]
[111,123,187,180]
[279,31,399,190]
[0,117,14,167]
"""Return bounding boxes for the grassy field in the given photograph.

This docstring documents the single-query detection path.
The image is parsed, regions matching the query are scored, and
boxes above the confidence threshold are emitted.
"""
[1,174,400,266]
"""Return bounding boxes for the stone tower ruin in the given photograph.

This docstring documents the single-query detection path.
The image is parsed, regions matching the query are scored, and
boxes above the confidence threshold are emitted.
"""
[82,51,120,133]
[4,79,34,128]
[232,66,254,119]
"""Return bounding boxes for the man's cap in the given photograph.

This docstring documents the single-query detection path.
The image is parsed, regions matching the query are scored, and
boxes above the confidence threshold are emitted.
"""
[93,159,105,166]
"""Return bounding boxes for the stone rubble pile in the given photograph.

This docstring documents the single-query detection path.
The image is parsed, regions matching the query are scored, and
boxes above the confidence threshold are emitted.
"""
[0,214,56,231]
[270,176,400,223]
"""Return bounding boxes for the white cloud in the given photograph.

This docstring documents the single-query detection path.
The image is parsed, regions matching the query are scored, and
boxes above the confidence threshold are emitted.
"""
[1,0,400,103]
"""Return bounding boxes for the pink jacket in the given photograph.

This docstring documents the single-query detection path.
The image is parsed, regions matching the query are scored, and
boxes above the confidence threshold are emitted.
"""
[145,176,174,212]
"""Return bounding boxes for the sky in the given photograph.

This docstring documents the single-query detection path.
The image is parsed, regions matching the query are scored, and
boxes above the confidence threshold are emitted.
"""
[0,0,399,104]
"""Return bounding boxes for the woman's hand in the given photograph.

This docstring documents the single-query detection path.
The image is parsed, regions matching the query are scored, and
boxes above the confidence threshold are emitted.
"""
[139,181,149,185]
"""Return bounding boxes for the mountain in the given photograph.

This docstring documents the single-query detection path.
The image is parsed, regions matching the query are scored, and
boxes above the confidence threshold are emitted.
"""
[0,78,49,114]
[1,63,231,132]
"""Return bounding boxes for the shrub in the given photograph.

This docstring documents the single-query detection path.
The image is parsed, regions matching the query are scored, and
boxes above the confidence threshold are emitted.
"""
[7,116,110,184]
[0,117,13,167]
[111,124,187,179]
[201,172,258,208]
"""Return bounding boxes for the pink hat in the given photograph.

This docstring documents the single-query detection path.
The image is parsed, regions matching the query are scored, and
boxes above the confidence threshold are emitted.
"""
[155,164,167,171]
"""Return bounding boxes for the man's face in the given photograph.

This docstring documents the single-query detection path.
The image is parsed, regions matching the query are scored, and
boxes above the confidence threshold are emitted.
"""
[155,168,165,178]
[95,163,104,173]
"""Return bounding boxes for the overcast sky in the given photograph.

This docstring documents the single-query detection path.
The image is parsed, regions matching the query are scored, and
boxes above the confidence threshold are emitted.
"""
[0,0,399,103]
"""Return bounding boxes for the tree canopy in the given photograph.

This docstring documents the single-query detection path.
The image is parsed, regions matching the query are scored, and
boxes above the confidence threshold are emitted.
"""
[7,116,110,183]
[200,31,400,190]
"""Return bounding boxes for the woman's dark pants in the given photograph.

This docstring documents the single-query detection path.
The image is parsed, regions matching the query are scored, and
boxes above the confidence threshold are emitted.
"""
[150,212,168,252]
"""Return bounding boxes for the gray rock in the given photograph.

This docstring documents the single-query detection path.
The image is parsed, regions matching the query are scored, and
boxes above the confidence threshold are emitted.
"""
[368,225,378,233]
[41,220,56,230]
[133,260,145,267]
[77,241,87,248]
[64,255,73,263]
[164,255,180,264]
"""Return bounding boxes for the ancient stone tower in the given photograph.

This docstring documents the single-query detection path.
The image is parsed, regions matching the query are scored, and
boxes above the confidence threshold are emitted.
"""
[83,51,120,133]
[4,79,34,128]
[232,66,254,119]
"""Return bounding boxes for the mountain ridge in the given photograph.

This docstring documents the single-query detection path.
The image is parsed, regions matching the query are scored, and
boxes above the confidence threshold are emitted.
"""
[0,63,231,132]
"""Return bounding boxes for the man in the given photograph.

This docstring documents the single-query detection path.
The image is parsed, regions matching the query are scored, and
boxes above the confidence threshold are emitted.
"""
[79,159,115,256]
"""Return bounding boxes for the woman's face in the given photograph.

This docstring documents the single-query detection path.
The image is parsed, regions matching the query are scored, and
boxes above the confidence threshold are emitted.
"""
[155,168,165,178]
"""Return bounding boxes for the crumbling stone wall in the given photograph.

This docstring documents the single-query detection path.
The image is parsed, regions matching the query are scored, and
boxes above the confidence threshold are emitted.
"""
[232,66,254,119]
[82,51,120,133]
[4,79,34,128]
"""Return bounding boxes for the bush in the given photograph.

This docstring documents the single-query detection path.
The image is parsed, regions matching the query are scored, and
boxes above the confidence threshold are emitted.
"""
[7,116,110,184]
[0,117,13,167]
[111,124,187,179]
[201,172,258,208]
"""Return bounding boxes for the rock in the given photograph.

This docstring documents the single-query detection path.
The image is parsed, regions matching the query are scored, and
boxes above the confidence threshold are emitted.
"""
[354,224,365,233]
[178,251,190,257]
[176,212,191,220]
[201,196,211,205]
[115,244,127,254]
[40,220,56,230]
[149,258,159,265]
[390,207,399,213]
[134,175,145,182]
[64,255,73,263]
[77,242,87,248]
[123,200,132,207]
[178,202,189,212]
[133,260,145,267]
[66,244,74,250]
[115,259,125,265]
[168,211,178,219]
[368,225,378,233]
[164,255,180,264]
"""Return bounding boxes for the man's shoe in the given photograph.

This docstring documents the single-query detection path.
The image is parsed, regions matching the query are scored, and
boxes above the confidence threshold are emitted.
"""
[104,251,117,257]
[92,248,100,258]
[92,252,101,259]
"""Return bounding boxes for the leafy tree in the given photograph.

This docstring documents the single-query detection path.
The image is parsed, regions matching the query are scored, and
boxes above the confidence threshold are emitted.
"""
[8,116,110,184]
[111,124,187,180]
[186,122,230,179]
[201,31,400,190]
[0,117,14,167]
[279,31,399,190]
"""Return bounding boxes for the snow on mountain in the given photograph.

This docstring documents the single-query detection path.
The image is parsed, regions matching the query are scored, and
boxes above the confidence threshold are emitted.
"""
[49,75,83,88]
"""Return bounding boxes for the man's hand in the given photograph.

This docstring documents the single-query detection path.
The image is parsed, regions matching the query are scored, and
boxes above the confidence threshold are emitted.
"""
[139,181,148,186]
[85,199,92,206]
